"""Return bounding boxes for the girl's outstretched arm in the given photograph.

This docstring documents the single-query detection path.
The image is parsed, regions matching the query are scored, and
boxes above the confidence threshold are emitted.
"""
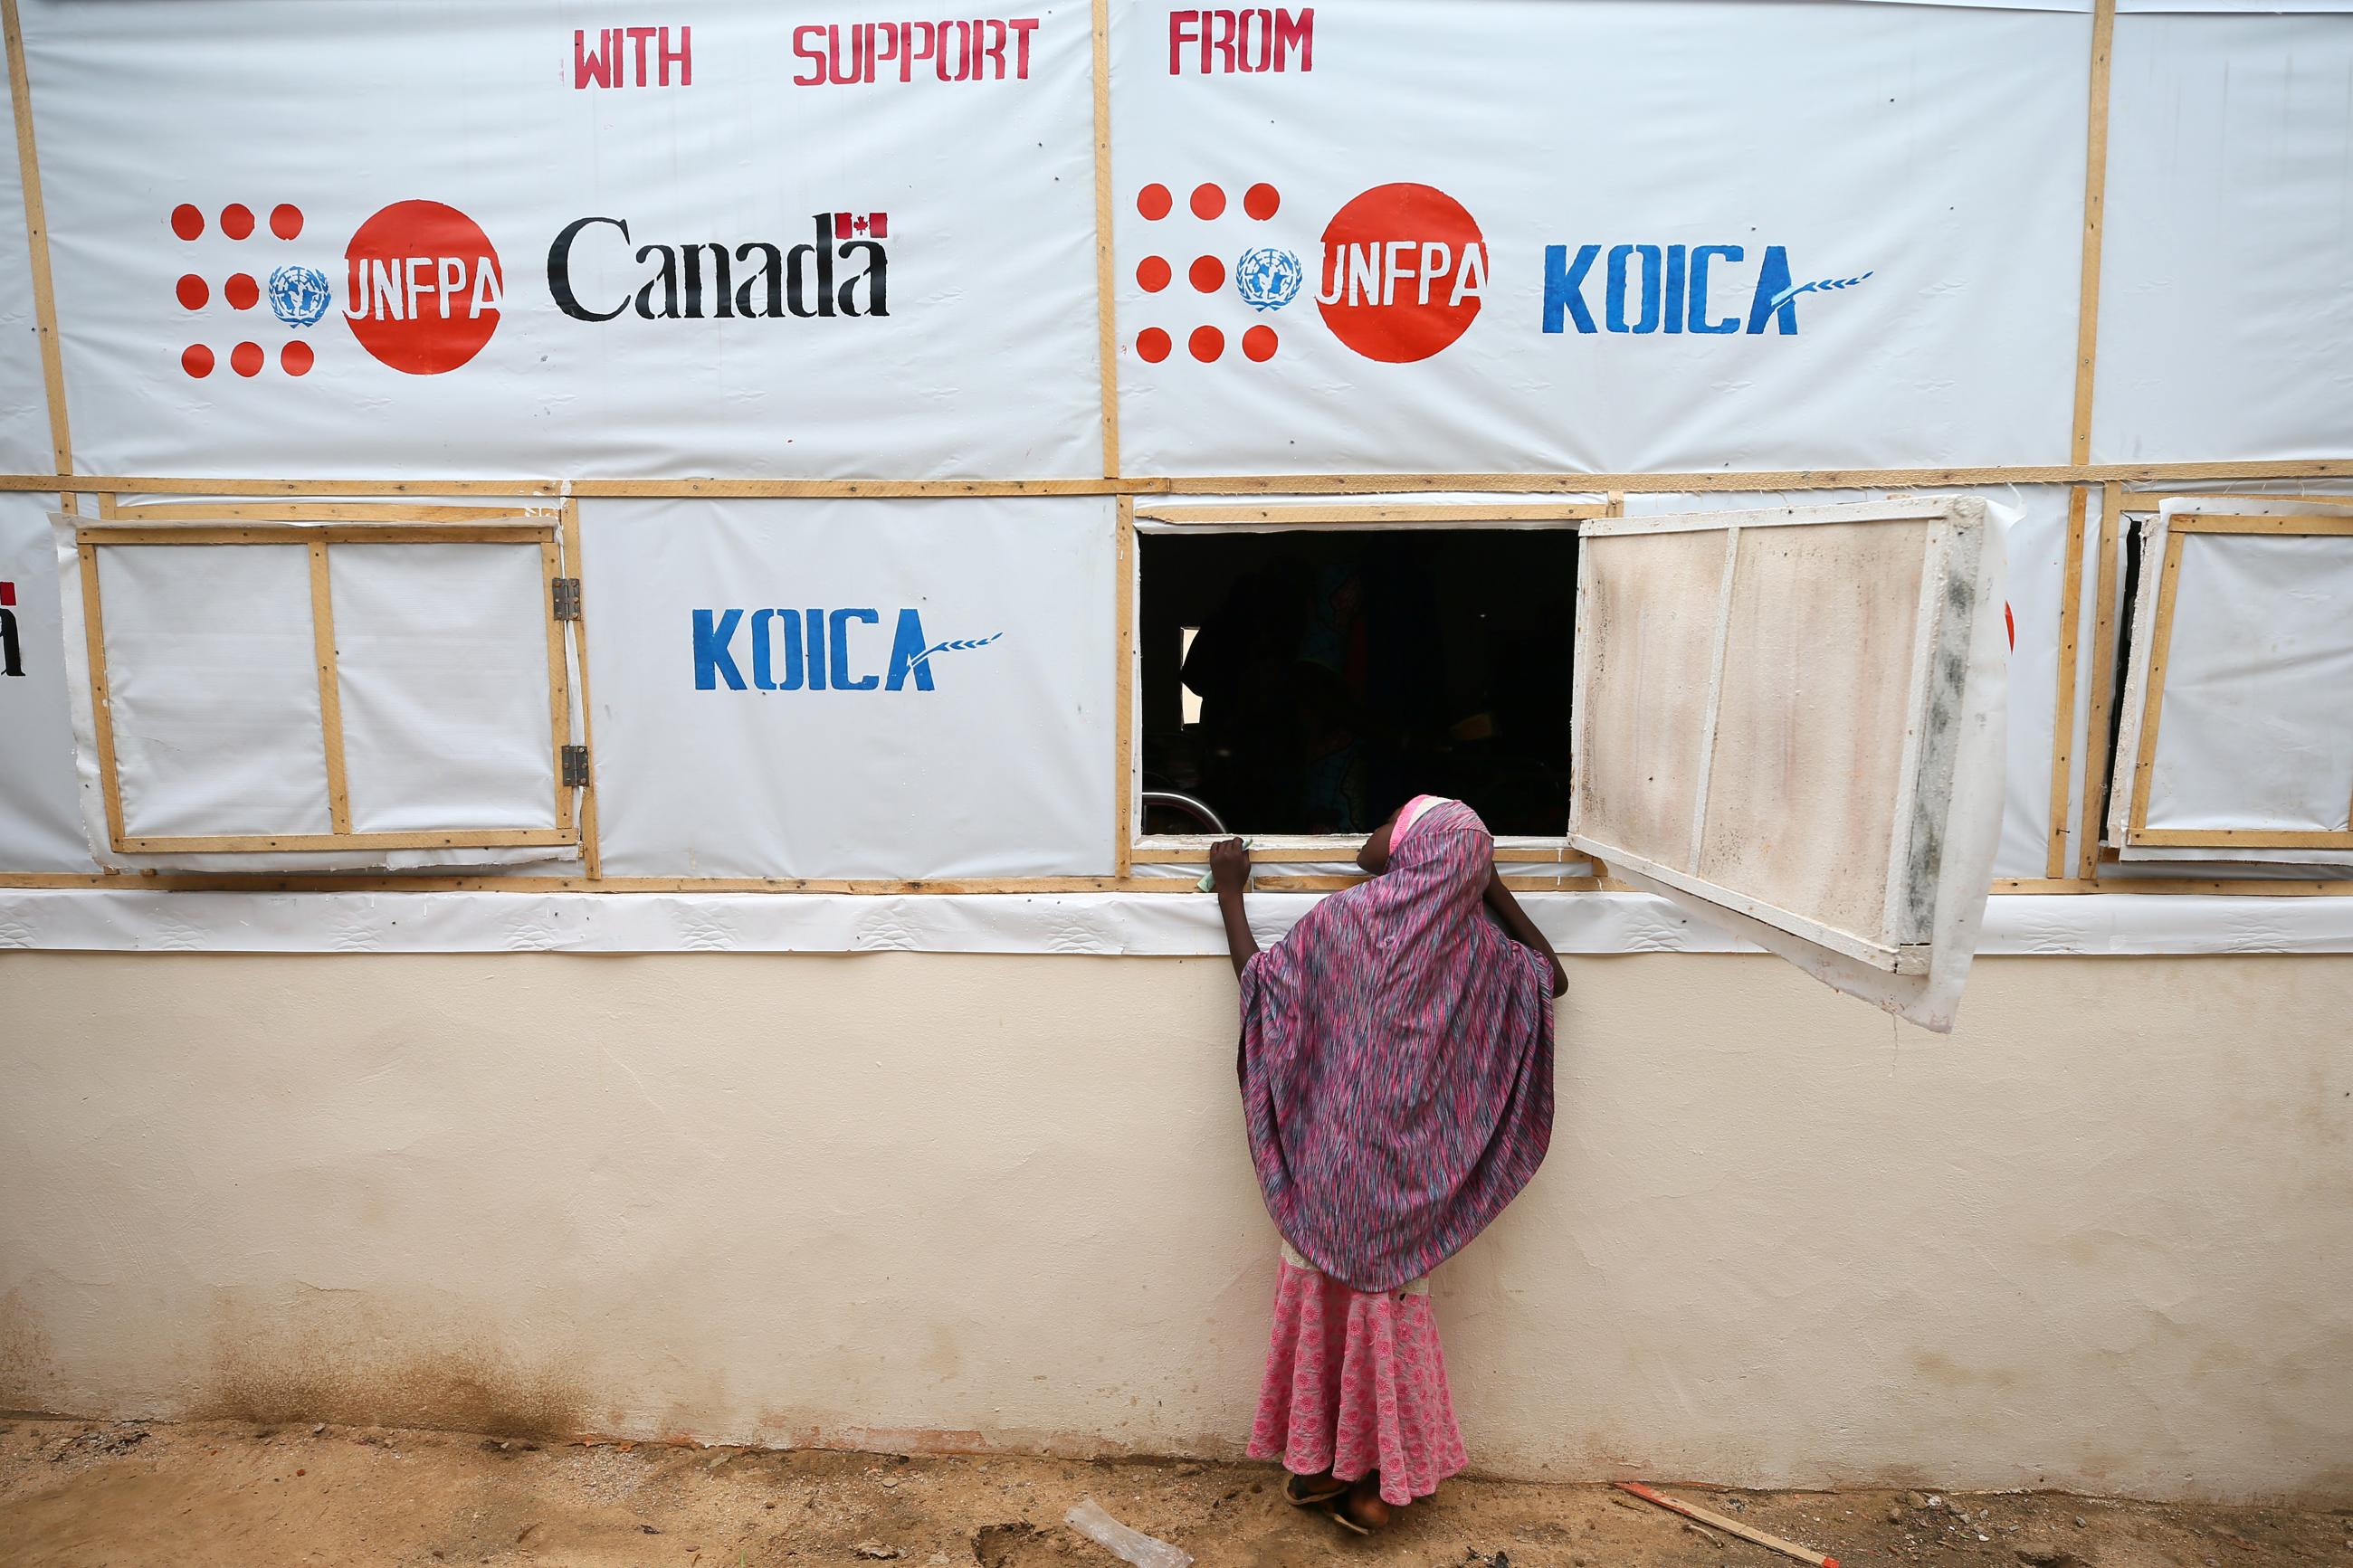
[1484,870,1567,997]
[1211,837,1259,980]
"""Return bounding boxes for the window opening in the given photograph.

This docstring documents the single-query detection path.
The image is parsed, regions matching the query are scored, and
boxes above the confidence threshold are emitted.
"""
[1138,528,1577,837]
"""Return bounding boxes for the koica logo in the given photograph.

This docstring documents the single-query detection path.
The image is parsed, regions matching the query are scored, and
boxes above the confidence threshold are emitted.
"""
[0,580,22,679]
[1129,178,1484,365]
[1542,242,1871,336]
[693,607,996,691]
[169,197,503,378]
[549,213,890,320]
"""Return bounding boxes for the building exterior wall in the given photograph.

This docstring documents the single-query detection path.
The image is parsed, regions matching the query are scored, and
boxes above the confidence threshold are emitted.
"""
[2,949,2348,1503]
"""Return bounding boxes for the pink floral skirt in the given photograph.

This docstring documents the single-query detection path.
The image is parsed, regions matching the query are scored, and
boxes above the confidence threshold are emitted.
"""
[1246,1247,1467,1506]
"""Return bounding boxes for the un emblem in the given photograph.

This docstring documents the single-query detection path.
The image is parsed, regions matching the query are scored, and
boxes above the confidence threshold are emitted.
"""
[268,265,334,328]
[1234,246,1302,312]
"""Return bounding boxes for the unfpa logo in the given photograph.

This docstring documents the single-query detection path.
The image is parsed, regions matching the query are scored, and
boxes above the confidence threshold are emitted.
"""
[1129,177,1487,366]
[692,607,1000,692]
[168,197,504,379]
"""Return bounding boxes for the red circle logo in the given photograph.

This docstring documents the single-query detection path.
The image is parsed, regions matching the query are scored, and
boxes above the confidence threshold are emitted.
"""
[1315,184,1487,364]
[343,200,503,375]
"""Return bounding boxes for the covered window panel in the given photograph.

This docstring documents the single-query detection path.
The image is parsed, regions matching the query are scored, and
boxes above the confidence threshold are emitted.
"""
[1570,499,2009,1032]
[98,542,332,839]
[62,515,582,867]
[331,544,560,834]
[2103,502,2353,866]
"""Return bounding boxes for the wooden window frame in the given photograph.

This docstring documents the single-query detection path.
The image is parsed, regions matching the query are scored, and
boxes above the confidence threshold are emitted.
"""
[2110,507,2353,853]
[1119,499,1611,892]
[76,504,585,856]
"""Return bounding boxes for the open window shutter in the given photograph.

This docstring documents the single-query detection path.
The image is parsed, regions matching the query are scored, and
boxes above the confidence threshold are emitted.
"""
[1569,498,2008,1032]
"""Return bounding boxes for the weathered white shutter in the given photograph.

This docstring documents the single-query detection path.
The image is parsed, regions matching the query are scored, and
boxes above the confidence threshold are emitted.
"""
[1569,498,2008,1031]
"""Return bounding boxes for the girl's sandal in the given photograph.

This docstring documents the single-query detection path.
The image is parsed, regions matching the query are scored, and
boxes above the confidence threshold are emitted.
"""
[1320,1496,1384,1536]
[1283,1473,1348,1508]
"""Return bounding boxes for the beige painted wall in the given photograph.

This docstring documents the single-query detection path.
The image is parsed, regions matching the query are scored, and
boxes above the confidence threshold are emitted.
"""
[1,949,2348,1502]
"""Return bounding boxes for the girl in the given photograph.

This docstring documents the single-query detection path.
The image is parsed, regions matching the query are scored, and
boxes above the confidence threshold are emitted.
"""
[1209,795,1566,1535]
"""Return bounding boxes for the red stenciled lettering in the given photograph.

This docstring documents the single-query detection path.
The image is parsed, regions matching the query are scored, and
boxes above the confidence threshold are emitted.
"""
[1236,8,1271,71]
[573,28,614,89]
[659,24,691,85]
[1206,9,1237,73]
[626,25,657,84]
[792,24,826,84]
[1273,6,1311,71]
[787,16,1042,84]
[1168,9,1201,74]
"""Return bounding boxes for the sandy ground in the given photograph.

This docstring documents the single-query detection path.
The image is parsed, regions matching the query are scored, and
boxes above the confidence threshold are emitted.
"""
[3,1416,2346,1567]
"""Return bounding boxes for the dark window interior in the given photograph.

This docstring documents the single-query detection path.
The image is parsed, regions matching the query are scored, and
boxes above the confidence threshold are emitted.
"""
[2097,517,2146,840]
[1138,528,1577,836]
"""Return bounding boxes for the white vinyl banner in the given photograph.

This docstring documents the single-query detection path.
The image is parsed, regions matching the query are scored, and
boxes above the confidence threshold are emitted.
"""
[0,59,48,475]
[1108,0,2087,476]
[2096,11,2353,462]
[17,0,1102,480]
[0,494,96,872]
[582,496,1116,879]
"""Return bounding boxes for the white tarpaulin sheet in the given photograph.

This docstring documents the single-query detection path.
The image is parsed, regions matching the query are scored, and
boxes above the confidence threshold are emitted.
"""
[2106,499,2353,865]
[17,0,1102,480]
[0,58,47,475]
[582,496,1117,879]
[96,541,331,836]
[5,887,2350,958]
[2095,11,2353,462]
[330,545,559,833]
[0,494,95,870]
[1110,0,2085,475]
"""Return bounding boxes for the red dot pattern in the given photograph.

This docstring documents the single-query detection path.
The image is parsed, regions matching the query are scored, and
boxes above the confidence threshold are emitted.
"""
[172,197,320,378]
[1130,177,1286,369]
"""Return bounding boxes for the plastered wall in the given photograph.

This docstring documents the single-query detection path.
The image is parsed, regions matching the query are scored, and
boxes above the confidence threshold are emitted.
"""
[1,949,2348,1503]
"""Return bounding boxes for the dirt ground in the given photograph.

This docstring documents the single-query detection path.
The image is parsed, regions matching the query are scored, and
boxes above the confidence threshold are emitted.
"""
[3,1416,2346,1567]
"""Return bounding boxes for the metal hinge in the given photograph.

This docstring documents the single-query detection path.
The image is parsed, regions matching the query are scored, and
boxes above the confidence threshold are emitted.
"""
[561,745,591,788]
[551,577,582,620]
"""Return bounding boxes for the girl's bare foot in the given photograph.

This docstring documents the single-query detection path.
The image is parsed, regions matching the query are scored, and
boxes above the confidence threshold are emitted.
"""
[1283,1470,1345,1506]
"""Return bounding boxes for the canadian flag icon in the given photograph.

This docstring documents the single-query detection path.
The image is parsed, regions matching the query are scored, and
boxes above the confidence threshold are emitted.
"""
[834,212,888,240]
